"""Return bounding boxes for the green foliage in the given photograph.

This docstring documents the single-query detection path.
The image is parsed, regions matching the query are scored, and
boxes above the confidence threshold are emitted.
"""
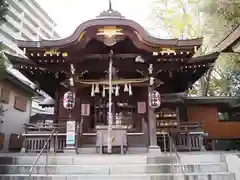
[0,56,7,80]
[151,0,201,38]
[199,0,240,47]
[151,0,240,97]
[0,44,7,80]
[0,0,8,24]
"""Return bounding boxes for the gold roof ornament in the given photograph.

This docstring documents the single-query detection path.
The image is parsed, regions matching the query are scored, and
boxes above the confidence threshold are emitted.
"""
[78,31,86,41]
[97,26,123,38]
[62,52,68,57]
[159,48,176,54]
[45,49,60,55]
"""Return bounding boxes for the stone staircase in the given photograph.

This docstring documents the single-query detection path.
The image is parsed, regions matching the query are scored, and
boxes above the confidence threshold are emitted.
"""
[0,153,236,180]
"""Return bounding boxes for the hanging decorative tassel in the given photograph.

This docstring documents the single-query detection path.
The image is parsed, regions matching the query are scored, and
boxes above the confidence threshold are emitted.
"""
[148,64,153,74]
[91,84,95,97]
[102,85,106,97]
[124,84,128,92]
[69,77,74,87]
[150,77,154,86]
[115,85,119,96]
[95,84,100,93]
[128,84,132,96]
[194,46,197,52]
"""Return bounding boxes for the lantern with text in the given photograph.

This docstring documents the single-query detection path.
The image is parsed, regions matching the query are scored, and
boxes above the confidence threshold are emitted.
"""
[149,90,161,108]
[63,91,75,110]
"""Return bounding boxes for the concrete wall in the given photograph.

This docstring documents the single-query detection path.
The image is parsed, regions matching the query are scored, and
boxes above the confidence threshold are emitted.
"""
[0,81,32,153]
[187,105,240,139]
[225,154,240,180]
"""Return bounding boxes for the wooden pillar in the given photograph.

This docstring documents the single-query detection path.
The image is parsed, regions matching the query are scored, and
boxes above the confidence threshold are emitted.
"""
[20,126,27,153]
[64,88,77,154]
[148,86,161,152]
[211,140,216,151]
[54,87,59,124]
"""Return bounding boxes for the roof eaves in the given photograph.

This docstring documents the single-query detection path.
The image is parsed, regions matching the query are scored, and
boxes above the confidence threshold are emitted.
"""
[214,24,240,52]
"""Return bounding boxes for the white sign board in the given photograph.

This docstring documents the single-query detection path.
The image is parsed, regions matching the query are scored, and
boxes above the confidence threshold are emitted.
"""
[66,121,75,145]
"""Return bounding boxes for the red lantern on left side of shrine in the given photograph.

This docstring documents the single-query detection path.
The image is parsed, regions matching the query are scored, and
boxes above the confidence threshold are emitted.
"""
[63,91,75,110]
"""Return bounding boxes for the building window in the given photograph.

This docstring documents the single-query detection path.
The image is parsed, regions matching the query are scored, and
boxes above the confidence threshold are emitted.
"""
[1,88,10,104]
[218,108,240,121]
[14,96,27,112]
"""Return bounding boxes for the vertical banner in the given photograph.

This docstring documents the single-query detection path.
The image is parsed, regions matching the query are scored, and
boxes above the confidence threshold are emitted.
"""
[81,104,90,116]
[66,121,75,145]
[137,102,146,114]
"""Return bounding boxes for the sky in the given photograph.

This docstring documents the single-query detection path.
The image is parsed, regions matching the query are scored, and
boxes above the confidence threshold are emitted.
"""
[38,0,155,37]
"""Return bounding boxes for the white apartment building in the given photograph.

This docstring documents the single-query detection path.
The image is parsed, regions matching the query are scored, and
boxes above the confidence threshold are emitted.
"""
[0,0,60,55]
[0,0,58,114]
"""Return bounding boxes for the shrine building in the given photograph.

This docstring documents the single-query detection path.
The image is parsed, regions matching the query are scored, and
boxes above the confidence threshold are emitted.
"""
[5,6,240,154]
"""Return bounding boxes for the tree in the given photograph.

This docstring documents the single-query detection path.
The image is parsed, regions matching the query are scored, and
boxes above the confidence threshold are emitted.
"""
[151,0,201,39]
[0,0,8,77]
[199,0,240,47]
[150,0,240,96]
[0,0,8,24]
[0,0,9,118]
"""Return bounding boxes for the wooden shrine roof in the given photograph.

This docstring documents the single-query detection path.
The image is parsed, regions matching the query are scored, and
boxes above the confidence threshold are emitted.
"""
[16,10,203,54]
[214,24,240,53]
[6,52,219,97]
[8,7,221,97]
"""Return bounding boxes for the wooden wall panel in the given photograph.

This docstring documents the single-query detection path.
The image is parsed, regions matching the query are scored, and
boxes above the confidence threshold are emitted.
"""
[57,86,149,147]
[187,106,240,139]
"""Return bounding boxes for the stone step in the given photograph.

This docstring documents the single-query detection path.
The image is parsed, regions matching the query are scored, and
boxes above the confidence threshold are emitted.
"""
[0,163,228,174]
[0,172,235,180]
[0,152,227,165]
[0,154,153,165]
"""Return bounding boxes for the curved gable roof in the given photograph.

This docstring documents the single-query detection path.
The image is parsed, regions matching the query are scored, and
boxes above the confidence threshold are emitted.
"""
[17,9,203,49]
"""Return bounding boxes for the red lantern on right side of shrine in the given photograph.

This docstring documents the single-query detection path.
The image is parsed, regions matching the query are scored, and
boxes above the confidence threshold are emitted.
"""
[149,90,161,108]
[63,91,75,110]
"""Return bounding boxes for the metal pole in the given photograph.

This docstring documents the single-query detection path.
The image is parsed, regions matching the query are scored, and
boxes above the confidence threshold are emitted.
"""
[108,50,113,153]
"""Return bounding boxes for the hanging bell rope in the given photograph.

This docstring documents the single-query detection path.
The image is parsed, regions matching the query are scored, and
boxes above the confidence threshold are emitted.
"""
[91,84,95,97]
[128,84,132,96]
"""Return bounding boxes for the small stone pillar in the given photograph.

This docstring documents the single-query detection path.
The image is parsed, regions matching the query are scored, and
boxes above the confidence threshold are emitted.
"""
[64,120,76,153]
[21,127,27,153]
[49,136,55,153]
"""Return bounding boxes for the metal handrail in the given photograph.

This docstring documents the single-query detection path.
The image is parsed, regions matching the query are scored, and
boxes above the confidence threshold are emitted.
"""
[28,128,56,178]
[76,118,84,154]
[166,132,186,178]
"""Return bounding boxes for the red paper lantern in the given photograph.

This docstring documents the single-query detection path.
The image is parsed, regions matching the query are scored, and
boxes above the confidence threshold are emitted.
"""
[63,91,75,110]
[149,90,161,108]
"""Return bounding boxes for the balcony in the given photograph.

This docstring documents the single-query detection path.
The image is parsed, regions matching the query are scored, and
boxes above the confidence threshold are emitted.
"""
[8,0,54,38]
[5,15,21,32]
[0,24,19,40]
[0,34,23,55]
[7,5,22,23]
[25,0,55,30]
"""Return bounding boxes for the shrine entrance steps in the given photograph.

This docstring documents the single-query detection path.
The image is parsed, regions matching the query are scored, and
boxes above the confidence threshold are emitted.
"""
[0,152,237,180]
